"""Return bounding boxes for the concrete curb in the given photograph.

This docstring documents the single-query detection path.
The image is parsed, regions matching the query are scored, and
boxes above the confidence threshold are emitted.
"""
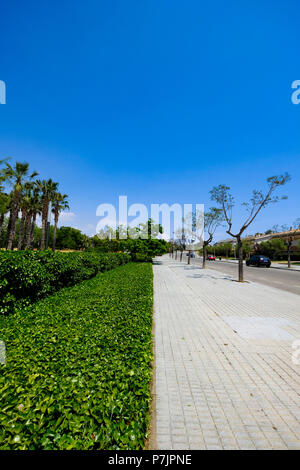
[270,265,300,273]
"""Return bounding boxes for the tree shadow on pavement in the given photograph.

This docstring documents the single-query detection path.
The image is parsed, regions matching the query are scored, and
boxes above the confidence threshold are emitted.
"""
[186,272,234,282]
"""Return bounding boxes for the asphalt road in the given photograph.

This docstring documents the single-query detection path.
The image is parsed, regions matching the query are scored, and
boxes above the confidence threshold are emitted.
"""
[185,257,300,296]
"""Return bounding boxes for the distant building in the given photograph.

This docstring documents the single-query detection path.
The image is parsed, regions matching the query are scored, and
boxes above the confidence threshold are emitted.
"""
[214,228,300,251]
[245,228,300,250]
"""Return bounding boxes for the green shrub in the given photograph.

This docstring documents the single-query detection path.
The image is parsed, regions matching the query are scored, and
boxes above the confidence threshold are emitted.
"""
[130,253,152,262]
[89,237,170,260]
[0,262,153,450]
[0,251,130,315]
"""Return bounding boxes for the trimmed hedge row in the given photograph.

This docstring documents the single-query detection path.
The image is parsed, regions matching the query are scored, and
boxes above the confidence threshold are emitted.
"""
[0,251,130,315]
[0,262,153,449]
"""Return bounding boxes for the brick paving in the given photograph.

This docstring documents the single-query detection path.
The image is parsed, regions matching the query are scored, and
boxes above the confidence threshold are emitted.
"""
[153,256,300,450]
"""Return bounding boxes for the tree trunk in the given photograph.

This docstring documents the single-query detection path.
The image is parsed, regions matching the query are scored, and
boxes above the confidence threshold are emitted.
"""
[17,210,26,250]
[237,236,244,282]
[0,213,4,241]
[30,212,37,248]
[52,211,59,251]
[188,250,191,265]
[180,251,183,261]
[24,213,32,249]
[6,192,20,250]
[202,245,207,269]
[40,198,49,250]
[175,250,177,260]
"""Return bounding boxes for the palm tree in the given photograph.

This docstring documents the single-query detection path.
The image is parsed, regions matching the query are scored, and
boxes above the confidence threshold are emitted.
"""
[0,185,10,241]
[0,159,11,241]
[36,179,58,250]
[23,183,42,249]
[2,162,38,250]
[23,188,42,250]
[17,182,34,250]
[51,192,69,251]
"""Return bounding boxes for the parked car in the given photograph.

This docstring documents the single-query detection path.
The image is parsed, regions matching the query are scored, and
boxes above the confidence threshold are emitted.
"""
[208,255,216,261]
[246,255,271,267]
[186,252,195,258]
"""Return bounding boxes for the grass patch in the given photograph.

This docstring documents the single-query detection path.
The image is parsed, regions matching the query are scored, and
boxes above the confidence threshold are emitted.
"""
[0,262,153,450]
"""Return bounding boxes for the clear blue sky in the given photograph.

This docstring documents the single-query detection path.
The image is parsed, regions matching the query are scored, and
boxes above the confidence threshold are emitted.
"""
[0,0,299,239]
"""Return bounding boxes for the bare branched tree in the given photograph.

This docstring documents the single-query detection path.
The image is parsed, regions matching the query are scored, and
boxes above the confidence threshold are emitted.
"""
[202,208,223,269]
[210,173,290,282]
[173,228,187,262]
[182,209,204,264]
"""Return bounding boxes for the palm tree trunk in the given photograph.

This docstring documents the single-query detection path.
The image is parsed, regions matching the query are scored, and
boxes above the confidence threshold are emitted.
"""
[6,192,20,250]
[40,198,49,250]
[0,213,4,241]
[17,210,26,250]
[30,212,37,248]
[24,212,32,249]
[52,211,59,251]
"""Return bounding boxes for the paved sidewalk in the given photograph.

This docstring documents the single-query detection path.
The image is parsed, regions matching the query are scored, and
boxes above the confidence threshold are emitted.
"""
[153,256,300,450]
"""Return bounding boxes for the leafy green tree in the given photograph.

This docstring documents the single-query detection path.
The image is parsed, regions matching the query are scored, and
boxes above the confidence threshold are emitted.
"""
[129,218,163,240]
[258,238,286,259]
[269,221,300,266]
[223,241,233,258]
[238,239,252,259]
[55,226,86,250]
[284,220,300,268]
[92,222,169,260]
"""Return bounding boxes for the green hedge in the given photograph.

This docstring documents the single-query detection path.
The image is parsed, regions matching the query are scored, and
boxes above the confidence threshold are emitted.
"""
[0,262,153,449]
[0,251,130,315]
